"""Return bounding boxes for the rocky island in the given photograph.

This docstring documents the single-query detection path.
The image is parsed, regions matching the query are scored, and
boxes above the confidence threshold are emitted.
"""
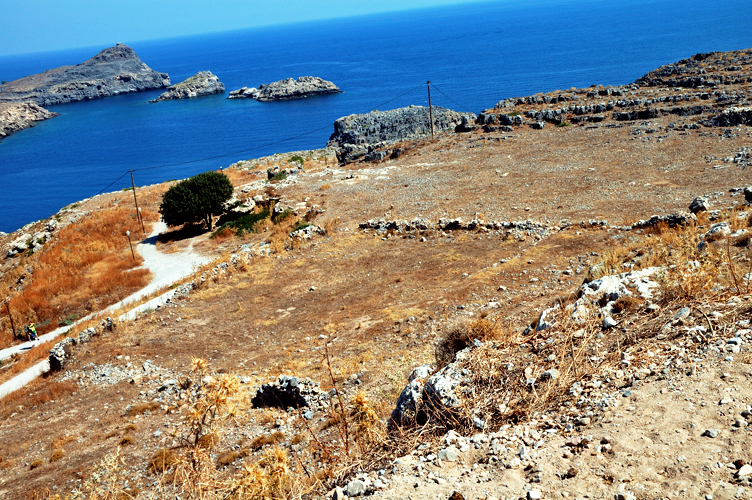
[0,43,169,107]
[149,71,225,102]
[327,105,476,163]
[228,76,341,101]
[0,102,58,139]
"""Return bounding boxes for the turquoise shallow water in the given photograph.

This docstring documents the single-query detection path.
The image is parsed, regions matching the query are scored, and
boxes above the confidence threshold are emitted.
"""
[0,0,751,232]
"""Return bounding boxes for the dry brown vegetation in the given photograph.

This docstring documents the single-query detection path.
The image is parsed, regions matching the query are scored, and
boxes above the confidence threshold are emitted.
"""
[0,378,77,418]
[1,207,154,347]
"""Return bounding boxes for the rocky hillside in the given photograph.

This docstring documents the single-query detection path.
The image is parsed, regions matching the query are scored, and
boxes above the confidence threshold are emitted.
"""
[228,76,341,101]
[0,43,170,106]
[149,71,225,102]
[477,49,752,131]
[1,48,752,500]
[0,102,58,139]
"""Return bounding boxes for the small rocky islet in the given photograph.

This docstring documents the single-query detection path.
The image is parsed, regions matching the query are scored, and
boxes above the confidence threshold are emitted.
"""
[228,76,341,101]
[149,71,225,103]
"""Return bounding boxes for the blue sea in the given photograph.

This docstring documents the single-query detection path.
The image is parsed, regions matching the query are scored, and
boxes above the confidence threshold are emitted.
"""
[0,0,750,233]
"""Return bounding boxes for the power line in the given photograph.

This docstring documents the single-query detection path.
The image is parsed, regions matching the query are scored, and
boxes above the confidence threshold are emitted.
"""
[429,83,475,113]
[95,170,131,196]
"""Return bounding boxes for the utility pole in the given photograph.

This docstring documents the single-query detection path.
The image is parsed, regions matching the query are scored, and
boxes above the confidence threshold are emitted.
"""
[4,299,16,339]
[427,81,435,140]
[126,231,135,261]
[130,170,145,234]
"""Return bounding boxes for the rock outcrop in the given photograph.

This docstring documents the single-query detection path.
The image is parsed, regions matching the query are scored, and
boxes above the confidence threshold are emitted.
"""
[228,76,340,101]
[251,375,322,410]
[149,71,224,102]
[327,105,477,164]
[0,102,58,139]
[0,43,170,106]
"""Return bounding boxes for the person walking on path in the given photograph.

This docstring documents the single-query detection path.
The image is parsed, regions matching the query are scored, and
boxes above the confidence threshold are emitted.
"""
[27,323,37,342]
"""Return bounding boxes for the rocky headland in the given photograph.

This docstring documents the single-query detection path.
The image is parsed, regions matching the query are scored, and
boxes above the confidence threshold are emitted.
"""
[0,43,169,107]
[228,76,341,101]
[0,102,58,139]
[149,71,225,103]
[327,105,477,163]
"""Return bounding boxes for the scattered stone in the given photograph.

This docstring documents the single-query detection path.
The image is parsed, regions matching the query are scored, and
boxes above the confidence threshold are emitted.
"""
[438,447,459,462]
[689,196,710,213]
[737,464,752,477]
[702,429,721,438]
[346,479,367,497]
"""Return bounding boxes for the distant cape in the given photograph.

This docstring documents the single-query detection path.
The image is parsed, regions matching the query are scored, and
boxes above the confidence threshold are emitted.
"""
[0,43,170,107]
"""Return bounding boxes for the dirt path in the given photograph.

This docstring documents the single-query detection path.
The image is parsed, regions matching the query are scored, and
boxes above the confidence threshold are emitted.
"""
[0,222,210,364]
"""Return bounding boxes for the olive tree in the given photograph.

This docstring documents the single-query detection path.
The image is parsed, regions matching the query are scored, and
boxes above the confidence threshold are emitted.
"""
[159,171,233,230]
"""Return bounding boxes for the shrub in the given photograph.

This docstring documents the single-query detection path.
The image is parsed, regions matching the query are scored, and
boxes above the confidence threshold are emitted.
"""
[118,436,135,446]
[148,448,178,474]
[212,207,270,237]
[611,296,643,314]
[49,449,64,462]
[435,318,500,367]
[270,171,287,183]
[30,459,43,470]
[216,449,250,467]
[159,171,233,230]
[288,155,304,167]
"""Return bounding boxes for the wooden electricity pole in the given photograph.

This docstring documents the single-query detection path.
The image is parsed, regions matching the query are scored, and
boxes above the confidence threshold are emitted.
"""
[4,300,16,339]
[130,170,145,234]
[427,81,435,140]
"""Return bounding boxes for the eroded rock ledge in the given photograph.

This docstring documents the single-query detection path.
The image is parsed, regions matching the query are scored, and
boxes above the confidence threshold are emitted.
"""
[228,76,341,101]
[149,71,225,102]
[0,43,170,106]
[0,102,58,139]
[327,105,477,164]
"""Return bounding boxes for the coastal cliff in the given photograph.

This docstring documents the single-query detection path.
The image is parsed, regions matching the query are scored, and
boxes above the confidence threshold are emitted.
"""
[0,43,170,106]
[0,102,58,139]
[228,76,341,101]
[149,71,225,102]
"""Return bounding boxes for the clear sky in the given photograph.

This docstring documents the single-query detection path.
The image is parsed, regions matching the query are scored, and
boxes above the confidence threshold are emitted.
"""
[0,0,491,57]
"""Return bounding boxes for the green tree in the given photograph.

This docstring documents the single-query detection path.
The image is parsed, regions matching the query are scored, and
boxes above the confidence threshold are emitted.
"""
[159,171,233,230]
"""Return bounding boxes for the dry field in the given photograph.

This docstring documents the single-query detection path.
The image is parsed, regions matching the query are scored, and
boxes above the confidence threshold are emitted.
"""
[0,50,751,499]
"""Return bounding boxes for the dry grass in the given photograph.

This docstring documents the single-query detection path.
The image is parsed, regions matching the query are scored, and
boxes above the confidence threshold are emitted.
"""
[249,431,285,450]
[50,434,75,450]
[0,378,78,418]
[126,401,161,416]
[1,207,152,347]
[216,448,251,467]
